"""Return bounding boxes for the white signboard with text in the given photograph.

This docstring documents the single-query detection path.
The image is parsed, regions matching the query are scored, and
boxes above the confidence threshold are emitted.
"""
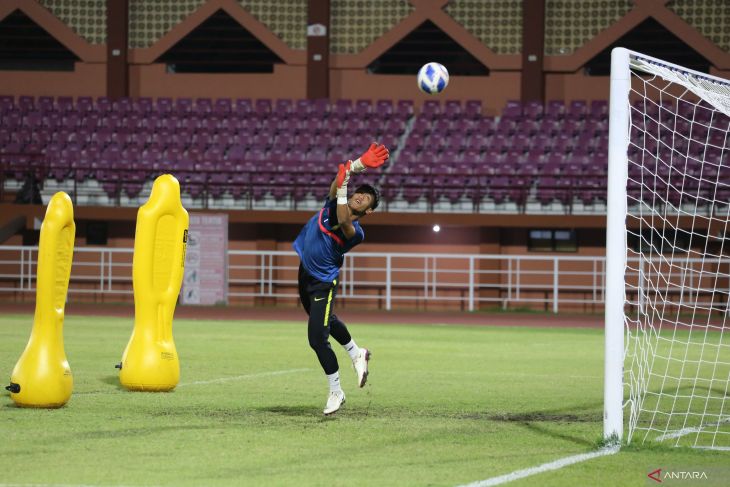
[181,213,228,305]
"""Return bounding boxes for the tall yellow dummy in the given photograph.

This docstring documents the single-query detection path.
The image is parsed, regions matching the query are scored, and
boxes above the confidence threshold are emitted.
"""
[119,174,188,391]
[6,192,75,407]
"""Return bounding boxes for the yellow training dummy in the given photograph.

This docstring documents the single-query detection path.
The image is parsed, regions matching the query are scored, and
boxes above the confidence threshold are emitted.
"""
[118,174,188,391]
[6,192,75,408]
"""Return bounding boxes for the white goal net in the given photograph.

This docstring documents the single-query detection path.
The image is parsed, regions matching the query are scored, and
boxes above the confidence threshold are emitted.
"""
[605,48,730,450]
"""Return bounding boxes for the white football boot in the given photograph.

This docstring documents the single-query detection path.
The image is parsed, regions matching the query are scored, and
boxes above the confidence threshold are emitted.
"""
[353,348,371,388]
[323,390,346,415]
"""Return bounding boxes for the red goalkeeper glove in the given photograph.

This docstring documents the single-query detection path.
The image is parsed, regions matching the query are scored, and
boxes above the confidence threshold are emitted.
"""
[350,143,389,173]
[336,161,351,205]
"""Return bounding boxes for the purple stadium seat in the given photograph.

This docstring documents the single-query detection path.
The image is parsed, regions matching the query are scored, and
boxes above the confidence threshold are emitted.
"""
[515,158,539,176]
[37,96,54,112]
[585,119,608,136]
[464,100,482,119]
[511,134,530,154]
[195,98,213,116]
[402,185,424,204]
[523,101,544,120]
[49,155,72,182]
[487,176,512,204]
[501,100,523,120]
[271,174,293,199]
[274,99,293,116]
[295,99,315,118]
[590,100,608,120]
[445,134,466,152]
[312,98,329,117]
[529,134,552,154]
[23,111,43,130]
[179,117,201,132]
[543,153,565,166]
[538,176,574,203]
[0,95,14,113]
[231,98,251,116]
[332,99,352,118]
[553,134,575,154]
[94,96,111,114]
[422,100,440,117]
[444,100,462,117]
[175,98,193,115]
[396,99,414,118]
[375,99,394,118]
[205,172,227,198]
[411,117,431,136]
[514,120,536,136]
[213,98,232,116]
[154,97,172,115]
[352,99,371,119]
[495,120,515,137]
[136,97,153,115]
[114,97,133,116]
[229,172,250,199]
[450,118,472,136]
[384,118,406,136]
[545,100,565,120]
[3,113,21,130]
[567,100,587,121]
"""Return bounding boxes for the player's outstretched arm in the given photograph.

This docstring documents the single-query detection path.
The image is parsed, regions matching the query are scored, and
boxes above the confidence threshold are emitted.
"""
[328,163,349,200]
[328,172,339,200]
[350,143,389,173]
[334,162,356,239]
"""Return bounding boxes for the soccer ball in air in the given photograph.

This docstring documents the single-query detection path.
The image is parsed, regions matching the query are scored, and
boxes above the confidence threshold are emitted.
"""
[417,62,449,95]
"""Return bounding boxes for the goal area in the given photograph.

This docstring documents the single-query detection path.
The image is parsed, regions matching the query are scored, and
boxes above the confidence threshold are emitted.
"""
[605,48,730,449]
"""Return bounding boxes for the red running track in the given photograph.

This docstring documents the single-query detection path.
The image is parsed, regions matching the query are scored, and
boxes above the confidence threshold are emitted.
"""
[0,302,603,329]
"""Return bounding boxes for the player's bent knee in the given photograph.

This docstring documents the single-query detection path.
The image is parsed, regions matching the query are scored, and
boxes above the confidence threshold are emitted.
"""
[308,338,331,352]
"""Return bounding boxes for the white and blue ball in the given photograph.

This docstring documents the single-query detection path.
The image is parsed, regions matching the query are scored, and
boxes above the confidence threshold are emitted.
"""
[417,62,449,95]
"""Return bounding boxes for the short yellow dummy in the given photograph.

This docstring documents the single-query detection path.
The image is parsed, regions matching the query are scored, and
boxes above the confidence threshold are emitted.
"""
[6,192,75,407]
[119,174,189,391]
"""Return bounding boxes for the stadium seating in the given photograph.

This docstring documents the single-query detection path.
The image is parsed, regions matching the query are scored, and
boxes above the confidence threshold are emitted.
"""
[1,95,726,212]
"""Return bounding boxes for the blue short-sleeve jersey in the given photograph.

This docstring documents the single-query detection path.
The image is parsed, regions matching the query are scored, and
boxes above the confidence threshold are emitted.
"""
[293,197,365,283]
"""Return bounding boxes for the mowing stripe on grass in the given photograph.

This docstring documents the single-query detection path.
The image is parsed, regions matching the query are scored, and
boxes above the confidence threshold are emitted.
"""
[457,447,619,486]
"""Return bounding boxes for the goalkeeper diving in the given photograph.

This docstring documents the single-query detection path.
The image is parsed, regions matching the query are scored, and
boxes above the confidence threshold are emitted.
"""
[293,143,389,415]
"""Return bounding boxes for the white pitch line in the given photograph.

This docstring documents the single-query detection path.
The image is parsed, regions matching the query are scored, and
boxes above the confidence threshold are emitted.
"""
[73,368,312,395]
[457,447,620,487]
[0,484,150,487]
[655,416,730,442]
[696,446,730,451]
[177,368,312,387]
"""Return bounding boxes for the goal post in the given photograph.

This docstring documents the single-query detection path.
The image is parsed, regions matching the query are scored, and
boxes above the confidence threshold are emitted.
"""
[604,47,631,444]
[605,47,730,449]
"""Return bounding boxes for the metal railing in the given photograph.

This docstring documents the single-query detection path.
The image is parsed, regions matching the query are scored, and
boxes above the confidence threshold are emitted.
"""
[0,246,133,295]
[224,250,609,311]
[1,245,610,311]
[2,245,725,312]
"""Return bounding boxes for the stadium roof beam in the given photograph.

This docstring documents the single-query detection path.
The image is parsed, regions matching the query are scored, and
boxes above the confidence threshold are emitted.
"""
[584,17,712,76]
[155,9,284,74]
[367,20,489,76]
[0,9,79,71]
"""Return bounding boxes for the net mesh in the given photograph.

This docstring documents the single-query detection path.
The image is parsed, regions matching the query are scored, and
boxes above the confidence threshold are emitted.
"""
[623,54,730,449]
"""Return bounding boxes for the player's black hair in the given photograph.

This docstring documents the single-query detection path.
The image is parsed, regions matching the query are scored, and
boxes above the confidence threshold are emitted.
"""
[354,184,380,211]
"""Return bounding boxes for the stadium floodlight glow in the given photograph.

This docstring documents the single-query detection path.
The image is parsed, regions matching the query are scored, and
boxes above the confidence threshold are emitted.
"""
[605,48,730,450]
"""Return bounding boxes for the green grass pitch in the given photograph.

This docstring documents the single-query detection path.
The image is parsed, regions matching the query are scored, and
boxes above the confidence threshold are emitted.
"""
[1,313,728,486]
